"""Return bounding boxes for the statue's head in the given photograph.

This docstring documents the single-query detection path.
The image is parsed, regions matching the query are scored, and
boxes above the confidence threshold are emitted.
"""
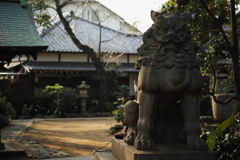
[136,11,197,70]
[147,11,192,44]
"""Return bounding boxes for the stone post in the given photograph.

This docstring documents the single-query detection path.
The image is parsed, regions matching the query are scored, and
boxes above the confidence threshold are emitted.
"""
[77,81,90,115]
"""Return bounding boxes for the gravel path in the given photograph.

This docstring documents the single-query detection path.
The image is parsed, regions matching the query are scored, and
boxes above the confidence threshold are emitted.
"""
[1,119,70,159]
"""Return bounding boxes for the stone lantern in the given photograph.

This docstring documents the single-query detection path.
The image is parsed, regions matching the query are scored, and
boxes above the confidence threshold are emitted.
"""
[77,81,90,115]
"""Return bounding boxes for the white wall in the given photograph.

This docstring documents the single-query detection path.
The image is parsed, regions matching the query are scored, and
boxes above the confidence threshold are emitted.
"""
[37,53,89,62]
[129,74,138,96]
[129,55,139,63]
[37,53,58,61]
[61,54,87,62]
[91,54,138,63]
[103,54,128,63]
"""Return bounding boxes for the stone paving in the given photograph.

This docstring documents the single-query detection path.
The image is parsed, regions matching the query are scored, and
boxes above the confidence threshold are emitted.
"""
[1,119,71,159]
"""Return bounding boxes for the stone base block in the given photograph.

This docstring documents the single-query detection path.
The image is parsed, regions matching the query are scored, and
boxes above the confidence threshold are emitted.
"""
[0,142,5,149]
[94,151,119,160]
[112,137,217,160]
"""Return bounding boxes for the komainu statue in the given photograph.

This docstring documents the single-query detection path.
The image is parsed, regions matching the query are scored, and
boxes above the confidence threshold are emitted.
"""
[123,11,208,151]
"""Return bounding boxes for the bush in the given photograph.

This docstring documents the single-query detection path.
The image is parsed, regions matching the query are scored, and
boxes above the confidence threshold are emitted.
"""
[7,97,22,118]
[0,92,15,126]
[201,113,240,160]
[112,97,126,123]
[23,97,53,116]
[43,84,80,117]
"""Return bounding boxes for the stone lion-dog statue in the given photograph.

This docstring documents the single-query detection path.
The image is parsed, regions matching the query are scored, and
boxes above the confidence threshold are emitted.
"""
[123,11,208,151]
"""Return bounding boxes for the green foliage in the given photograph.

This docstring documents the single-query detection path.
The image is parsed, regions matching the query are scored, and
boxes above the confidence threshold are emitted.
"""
[130,20,142,34]
[107,62,130,101]
[43,84,80,117]
[112,97,126,123]
[202,114,240,160]
[112,84,130,100]
[215,78,235,94]
[28,0,52,33]
[43,83,64,95]
[23,97,53,116]
[0,92,15,124]
[7,97,22,118]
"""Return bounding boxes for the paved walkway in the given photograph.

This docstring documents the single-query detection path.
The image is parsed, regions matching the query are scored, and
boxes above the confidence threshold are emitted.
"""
[41,156,93,160]
[1,118,110,159]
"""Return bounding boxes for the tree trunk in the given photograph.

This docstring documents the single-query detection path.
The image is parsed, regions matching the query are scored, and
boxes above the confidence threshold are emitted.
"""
[55,0,109,110]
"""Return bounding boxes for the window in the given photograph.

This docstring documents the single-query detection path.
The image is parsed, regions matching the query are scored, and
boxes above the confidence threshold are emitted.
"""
[92,10,99,22]
[86,10,99,22]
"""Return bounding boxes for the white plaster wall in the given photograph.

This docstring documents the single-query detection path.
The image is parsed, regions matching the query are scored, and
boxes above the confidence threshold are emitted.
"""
[45,2,58,18]
[11,55,28,62]
[129,55,139,63]
[37,53,58,61]
[129,74,138,96]
[103,54,128,63]
[45,1,136,34]
[61,54,87,62]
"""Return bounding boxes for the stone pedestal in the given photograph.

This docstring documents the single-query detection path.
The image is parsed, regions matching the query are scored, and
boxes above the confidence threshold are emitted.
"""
[80,96,88,114]
[0,143,25,156]
[78,81,90,115]
[94,137,217,160]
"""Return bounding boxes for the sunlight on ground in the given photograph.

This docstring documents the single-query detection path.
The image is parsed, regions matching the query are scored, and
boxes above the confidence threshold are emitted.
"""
[23,119,116,156]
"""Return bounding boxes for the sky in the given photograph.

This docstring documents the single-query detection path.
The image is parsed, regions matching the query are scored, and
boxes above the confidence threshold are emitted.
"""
[98,0,169,33]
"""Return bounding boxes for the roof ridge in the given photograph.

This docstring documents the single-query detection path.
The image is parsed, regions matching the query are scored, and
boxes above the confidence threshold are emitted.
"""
[75,17,142,37]
[40,16,65,37]
[41,14,142,38]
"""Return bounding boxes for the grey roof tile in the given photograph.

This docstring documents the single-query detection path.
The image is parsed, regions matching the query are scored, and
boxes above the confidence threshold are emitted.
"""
[26,61,138,72]
[41,16,142,54]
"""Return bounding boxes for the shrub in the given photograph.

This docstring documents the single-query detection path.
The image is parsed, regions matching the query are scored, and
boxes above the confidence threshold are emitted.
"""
[43,84,80,117]
[24,96,48,116]
[202,113,240,160]
[7,97,22,118]
[0,92,15,126]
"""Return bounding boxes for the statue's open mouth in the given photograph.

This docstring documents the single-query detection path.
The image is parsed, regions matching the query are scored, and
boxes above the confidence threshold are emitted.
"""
[161,43,178,53]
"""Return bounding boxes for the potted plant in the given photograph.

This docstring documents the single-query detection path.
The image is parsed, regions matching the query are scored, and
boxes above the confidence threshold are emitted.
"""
[109,97,125,134]
[211,77,238,123]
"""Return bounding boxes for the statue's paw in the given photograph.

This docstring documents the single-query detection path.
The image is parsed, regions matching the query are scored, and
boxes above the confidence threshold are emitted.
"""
[124,134,134,145]
[134,137,155,150]
[187,135,208,150]
[124,127,137,145]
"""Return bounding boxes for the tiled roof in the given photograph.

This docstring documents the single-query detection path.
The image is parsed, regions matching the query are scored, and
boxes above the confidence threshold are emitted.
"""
[26,61,138,73]
[0,1,48,50]
[41,16,142,54]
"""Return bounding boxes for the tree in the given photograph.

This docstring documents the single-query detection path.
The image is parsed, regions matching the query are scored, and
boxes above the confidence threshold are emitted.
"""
[29,0,137,110]
[161,0,240,104]
[30,0,52,33]
[55,0,110,110]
